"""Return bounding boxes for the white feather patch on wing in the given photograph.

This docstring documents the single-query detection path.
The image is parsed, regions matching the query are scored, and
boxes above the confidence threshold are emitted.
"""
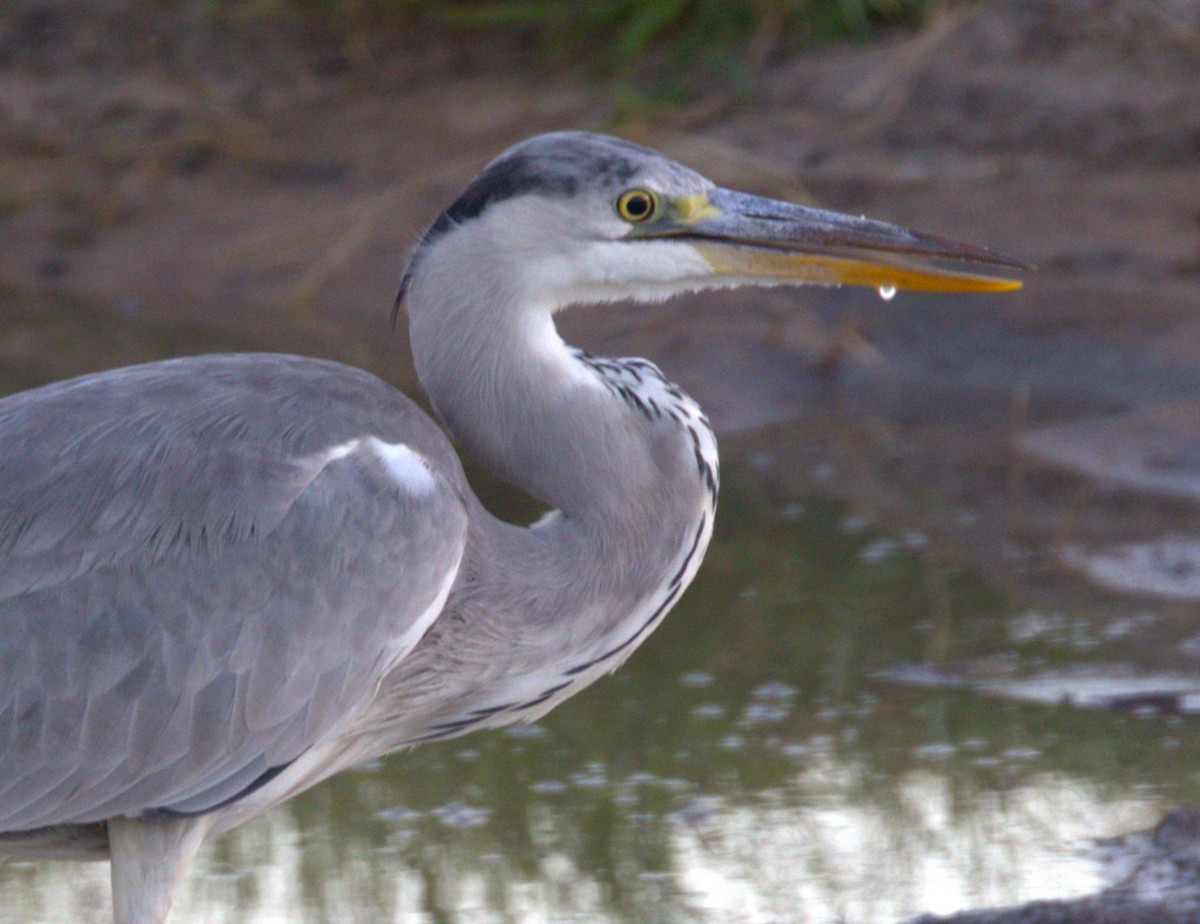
[321,437,438,494]
[367,438,438,494]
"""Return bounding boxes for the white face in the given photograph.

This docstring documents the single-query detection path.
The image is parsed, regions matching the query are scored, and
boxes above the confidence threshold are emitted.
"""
[461,185,722,311]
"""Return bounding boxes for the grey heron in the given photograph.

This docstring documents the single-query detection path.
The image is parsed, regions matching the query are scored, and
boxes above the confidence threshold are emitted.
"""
[0,131,1022,922]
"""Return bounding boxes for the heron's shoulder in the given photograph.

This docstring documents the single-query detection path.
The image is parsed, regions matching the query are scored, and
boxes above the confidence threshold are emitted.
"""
[0,353,467,596]
[0,352,404,415]
[0,352,457,473]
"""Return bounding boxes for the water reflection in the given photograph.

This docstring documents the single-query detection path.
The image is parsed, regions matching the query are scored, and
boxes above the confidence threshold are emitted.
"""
[6,480,1198,922]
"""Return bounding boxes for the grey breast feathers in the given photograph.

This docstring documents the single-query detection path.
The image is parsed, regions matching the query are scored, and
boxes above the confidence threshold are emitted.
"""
[0,354,467,830]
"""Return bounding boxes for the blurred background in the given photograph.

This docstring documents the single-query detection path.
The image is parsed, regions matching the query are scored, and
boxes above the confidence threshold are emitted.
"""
[3,1,1200,921]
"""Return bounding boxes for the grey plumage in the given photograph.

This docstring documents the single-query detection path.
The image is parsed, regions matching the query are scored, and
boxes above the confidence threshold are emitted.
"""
[0,131,1020,922]
[0,355,467,830]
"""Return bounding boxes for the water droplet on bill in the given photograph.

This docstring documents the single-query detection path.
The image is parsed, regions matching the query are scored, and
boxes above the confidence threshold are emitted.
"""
[878,284,897,301]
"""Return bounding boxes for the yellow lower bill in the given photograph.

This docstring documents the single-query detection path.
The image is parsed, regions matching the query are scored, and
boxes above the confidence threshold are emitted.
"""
[696,243,1023,293]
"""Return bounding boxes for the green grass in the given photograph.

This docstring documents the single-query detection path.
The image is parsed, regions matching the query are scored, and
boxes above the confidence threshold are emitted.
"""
[427,0,926,58]
[194,0,935,95]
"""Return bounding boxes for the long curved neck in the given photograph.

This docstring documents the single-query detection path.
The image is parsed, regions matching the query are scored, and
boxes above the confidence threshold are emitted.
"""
[370,252,718,747]
[407,261,659,523]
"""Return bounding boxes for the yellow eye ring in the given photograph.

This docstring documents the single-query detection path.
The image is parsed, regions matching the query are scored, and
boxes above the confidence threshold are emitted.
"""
[616,189,657,223]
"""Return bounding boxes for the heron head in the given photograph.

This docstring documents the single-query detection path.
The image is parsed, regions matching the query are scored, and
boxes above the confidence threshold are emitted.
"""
[397,131,1025,318]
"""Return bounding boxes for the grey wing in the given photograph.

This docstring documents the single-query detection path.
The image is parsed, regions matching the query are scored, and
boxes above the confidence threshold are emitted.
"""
[0,354,468,831]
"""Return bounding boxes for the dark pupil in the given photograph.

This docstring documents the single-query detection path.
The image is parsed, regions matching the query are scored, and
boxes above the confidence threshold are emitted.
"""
[626,195,650,217]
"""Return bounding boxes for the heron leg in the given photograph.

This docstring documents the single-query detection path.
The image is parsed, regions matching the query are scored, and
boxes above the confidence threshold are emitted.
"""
[108,813,211,924]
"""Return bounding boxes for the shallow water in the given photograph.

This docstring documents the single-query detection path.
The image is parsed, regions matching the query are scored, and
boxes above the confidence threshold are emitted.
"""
[4,477,1199,923]
[3,297,1200,923]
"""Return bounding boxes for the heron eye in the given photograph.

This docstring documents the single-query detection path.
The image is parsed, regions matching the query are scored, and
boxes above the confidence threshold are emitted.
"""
[616,189,657,223]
